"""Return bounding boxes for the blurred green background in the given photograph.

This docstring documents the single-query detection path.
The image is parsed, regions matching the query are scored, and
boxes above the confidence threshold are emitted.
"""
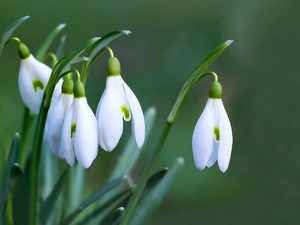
[1,0,300,224]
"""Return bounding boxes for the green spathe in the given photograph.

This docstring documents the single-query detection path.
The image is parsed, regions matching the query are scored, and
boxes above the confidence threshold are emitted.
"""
[62,79,74,95]
[107,57,121,76]
[209,81,222,99]
[18,43,30,59]
[74,81,85,98]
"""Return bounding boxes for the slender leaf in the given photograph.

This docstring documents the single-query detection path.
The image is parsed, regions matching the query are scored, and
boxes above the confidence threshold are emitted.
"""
[129,157,184,225]
[75,189,133,225]
[141,168,168,198]
[0,15,30,58]
[168,40,233,123]
[35,23,66,61]
[11,163,29,225]
[55,35,67,59]
[59,176,127,225]
[81,30,131,82]
[101,207,125,225]
[39,169,68,224]
[70,165,85,211]
[1,134,20,224]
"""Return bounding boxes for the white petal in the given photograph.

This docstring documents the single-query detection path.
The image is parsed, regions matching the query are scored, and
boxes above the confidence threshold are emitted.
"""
[61,104,75,165]
[192,99,215,170]
[97,77,123,151]
[74,98,98,168]
[52,78,63,104]
[206,140,219,168]
[18,55,51,113]
[217,100,233,173]
[115,76,131,121]
[121,78,145,148]
[47,94,73,158]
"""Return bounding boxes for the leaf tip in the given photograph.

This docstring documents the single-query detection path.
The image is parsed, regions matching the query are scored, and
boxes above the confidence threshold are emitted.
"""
[124,30,131,35]
[176,157,185,165]
[58,23,67,29]
[226,40,234,45]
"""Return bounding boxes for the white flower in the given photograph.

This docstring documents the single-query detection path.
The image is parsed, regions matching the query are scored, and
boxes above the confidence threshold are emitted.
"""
[192,98,233,173]
[47,92,73,158]
[61,96,98,168]
[18,54,51,113]
[96,75,145,152]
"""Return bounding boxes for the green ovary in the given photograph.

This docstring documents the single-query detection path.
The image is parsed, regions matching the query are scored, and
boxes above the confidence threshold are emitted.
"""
[214,126,220,141]
[71,123,76,138]
[32,79,44,92]
[121,105,130,121]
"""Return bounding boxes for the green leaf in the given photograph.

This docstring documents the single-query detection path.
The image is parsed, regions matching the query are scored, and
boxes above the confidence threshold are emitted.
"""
[1,134,20,224]
[101,207,125,225]
[141,168,168,198]
[39,169,68,225]
[81,30,131,83]
[0,15,30,58]
[129,157,184,225]
[108,107,157,182]
[59,175,127,225]
[35,23,66,62]
[10,163,29,225]
[55,35,67,59]
[168,40,233,123]
[75,188,133,225]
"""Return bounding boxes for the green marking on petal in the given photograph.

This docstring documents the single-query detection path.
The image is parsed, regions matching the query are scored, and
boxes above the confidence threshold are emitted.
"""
[214,126,220,141]
[121,104,131,121]
[32,79,44,92]
[71,123,76,138]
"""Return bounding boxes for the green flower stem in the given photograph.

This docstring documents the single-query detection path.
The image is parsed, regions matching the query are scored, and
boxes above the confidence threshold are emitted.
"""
[17,107,35,166]
[105,46,114,57]
[120,122,173,225]
[29,101,48,225]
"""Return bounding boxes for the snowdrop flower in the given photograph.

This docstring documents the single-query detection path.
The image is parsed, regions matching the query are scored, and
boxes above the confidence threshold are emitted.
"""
[18,43,51,114]
[192,81,233,173]
[47,78,74,158]
[61,79,98,168]
[96,56,145,152]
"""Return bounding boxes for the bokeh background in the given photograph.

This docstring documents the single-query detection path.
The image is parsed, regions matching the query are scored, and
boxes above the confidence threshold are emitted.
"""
[1,0,300,224]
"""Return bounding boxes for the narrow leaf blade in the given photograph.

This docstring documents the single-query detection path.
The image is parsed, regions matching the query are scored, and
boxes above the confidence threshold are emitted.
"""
[11,163,30,225]
[35,23,66,61]
[0,15,30,57]
[1,133,20,224]
[39,169,68,224]
[129,157,184,225]
[59,175,127,225]
[101,207,125,225]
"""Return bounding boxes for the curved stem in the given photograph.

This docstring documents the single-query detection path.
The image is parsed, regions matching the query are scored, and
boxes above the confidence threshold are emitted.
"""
[120,122,173,225]
[105,46,114,57]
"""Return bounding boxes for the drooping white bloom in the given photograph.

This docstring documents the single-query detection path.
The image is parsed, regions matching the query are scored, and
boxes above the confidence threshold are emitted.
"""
[47,92,73,158]
[60,81,98,168]
[96,56,145,152]
[192,98,233,173]
[96,75,145,152]
[18,54,51,114]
